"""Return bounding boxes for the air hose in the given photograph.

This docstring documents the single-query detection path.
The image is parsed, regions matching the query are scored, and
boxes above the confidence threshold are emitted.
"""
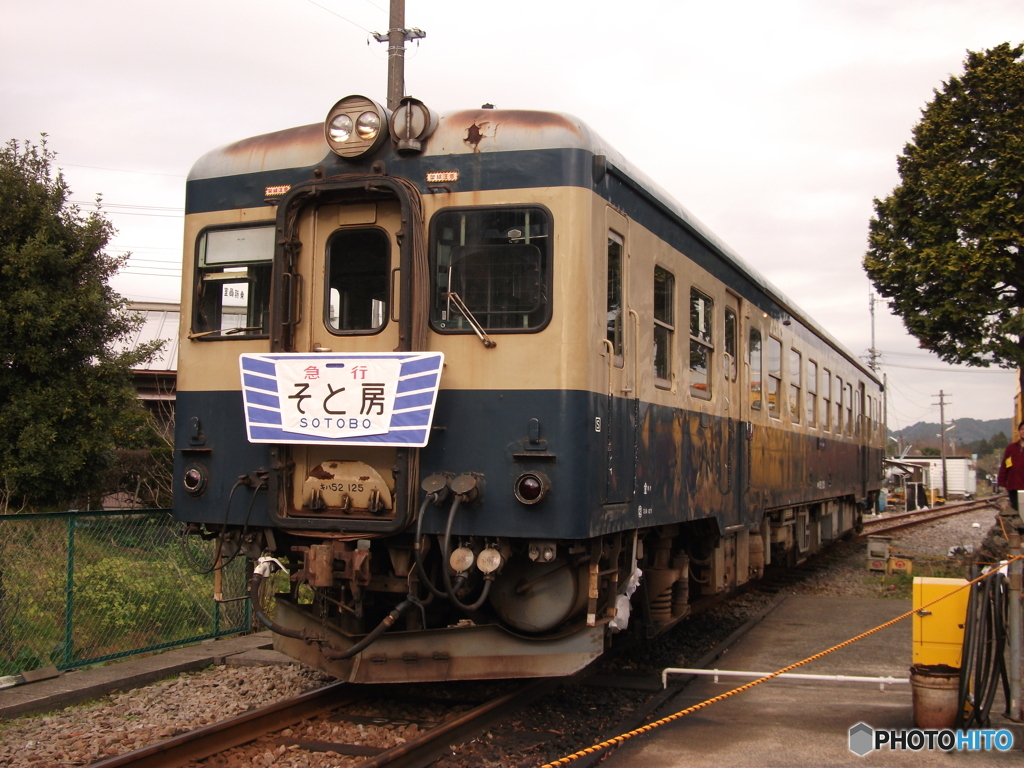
[955,568,1010,728]
[441,493,493,612]
[247,556,417,660]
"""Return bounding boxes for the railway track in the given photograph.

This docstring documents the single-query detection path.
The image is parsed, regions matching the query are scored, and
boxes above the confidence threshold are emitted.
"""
[86,593,782,768]
[88,677,553,768]
[859,496,1000,538]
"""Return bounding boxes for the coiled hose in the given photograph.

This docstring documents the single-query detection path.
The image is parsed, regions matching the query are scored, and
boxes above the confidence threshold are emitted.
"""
[956,569,1010,728]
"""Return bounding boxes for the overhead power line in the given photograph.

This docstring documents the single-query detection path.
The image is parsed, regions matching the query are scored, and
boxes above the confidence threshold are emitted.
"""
[60,162,186,179]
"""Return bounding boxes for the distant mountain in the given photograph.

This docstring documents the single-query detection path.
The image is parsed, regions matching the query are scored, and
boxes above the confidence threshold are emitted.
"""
[890,417,1012,447]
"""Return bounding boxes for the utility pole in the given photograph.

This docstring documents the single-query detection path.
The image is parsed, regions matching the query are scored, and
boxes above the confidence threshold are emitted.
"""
[372,0,426,110]
[867,291,881,372]
[933,390,949,503]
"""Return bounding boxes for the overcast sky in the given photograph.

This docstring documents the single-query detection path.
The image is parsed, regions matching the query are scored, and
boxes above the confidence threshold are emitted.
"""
[3,0,1023,433]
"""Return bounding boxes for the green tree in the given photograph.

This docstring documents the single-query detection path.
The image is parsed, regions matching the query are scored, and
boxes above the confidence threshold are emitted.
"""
[0,138,154,510]
[864,44,1024,394]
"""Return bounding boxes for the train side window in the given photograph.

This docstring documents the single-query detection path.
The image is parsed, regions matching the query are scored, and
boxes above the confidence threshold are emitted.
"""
[193,224,274,339]
[430,207,550,332]
[748,328,762,410]
[767,335,782,416]
[689,289,713,398]
[806,359,818,428]
[834,376,844,434]
[845,382,854,436]
[607,232,624,362]
[326,228,390,333]
[789,348,801,423]
[724,308,737,382]
[822,368,831,431]
[855,382,864,437]
[653,266,674,385]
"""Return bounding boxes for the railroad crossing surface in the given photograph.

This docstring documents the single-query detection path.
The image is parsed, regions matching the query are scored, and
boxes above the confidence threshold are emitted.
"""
[602,595,1023,767]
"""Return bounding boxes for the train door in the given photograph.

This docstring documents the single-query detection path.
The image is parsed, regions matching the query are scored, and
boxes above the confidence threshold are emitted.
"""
[603,209,636,505]
[723,293,744,515]
[284,196,407,523]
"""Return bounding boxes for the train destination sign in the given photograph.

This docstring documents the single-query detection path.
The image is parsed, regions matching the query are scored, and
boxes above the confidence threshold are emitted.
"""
[239,352,444,447]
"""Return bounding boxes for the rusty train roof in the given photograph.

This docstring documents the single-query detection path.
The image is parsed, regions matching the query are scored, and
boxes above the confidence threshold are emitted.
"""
[187,107,880,385]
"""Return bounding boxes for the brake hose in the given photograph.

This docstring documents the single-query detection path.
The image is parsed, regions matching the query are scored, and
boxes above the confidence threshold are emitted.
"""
[441,493,493,612]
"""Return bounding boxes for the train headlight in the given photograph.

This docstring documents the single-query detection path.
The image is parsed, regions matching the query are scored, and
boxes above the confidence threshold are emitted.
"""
[356,111,381,140]
[324,95,389,159]
[182,464,208,496]
[327,114,354,143]
[514,472,549,505]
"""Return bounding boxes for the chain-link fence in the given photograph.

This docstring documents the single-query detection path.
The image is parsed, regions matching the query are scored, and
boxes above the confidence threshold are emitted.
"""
[0,510,250,676]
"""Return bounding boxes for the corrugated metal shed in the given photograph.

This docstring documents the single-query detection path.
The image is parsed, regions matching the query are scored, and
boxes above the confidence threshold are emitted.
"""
[120,302,180,372]
[117,302,179,403]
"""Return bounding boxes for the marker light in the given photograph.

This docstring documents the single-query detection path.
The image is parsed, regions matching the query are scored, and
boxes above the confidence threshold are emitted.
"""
[514,472,549,505]
[182,464,208,496]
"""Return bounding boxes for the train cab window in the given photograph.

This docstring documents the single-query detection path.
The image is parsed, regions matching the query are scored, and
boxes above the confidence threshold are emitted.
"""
[607,232,624,361]
[748,328,762,410]
[767,335,782,416]
[689,289,713,398]
[789,348,801,423]
[326,228,389,333]
[653,267,674,385]
[431,207,550,332]
[822,368,832,431]
[807,360,818,427]
[193,224,274,338]
[724,308,738,382]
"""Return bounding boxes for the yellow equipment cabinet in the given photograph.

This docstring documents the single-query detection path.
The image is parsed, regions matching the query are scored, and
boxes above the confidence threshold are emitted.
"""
[912,576,969,667]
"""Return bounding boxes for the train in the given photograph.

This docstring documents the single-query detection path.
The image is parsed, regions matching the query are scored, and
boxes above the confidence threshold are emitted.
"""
[174,93,886,684]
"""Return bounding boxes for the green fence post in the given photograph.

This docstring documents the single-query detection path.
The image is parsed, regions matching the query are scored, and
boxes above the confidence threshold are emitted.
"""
[64,514,75,669]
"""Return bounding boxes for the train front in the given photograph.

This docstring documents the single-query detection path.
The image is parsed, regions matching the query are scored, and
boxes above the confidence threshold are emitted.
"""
[174,95,616,683]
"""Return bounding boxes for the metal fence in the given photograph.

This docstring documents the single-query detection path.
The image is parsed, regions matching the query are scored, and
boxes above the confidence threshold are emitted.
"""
[0,510,250,676]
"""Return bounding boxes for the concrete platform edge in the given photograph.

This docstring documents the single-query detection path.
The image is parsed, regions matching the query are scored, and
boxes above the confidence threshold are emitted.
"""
[0,632,274,721]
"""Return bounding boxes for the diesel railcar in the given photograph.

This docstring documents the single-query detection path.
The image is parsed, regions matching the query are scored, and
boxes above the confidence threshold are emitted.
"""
[174,94,885,683]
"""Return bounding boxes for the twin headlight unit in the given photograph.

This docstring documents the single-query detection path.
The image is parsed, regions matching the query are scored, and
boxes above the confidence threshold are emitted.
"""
[325,95,437,159]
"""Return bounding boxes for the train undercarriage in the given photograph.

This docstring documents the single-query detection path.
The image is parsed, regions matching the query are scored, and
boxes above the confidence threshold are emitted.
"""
[198,495,864,683]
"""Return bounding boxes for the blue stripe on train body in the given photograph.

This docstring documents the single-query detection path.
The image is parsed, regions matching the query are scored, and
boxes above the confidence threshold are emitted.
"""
[173,387,875,538]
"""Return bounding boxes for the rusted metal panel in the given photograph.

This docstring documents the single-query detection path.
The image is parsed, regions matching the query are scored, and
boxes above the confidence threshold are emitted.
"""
[189,123,328,181]
[273,599,605,684]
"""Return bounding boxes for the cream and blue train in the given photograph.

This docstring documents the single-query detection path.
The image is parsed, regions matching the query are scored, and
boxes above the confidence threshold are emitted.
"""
[174,95,885,683]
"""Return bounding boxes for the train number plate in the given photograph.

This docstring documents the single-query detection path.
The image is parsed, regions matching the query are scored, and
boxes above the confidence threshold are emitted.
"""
[239,352,444,447]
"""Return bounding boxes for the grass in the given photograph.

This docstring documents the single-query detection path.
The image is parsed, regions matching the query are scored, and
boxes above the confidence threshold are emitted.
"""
[866,559,970,600]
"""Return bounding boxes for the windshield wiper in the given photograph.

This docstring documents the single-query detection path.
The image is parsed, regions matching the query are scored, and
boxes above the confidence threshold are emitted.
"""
[446,292,496,348]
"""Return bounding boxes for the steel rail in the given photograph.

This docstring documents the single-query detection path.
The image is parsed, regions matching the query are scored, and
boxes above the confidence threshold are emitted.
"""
[88,681,361,768]
[860,498,998,538]
[348,677,558,768]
